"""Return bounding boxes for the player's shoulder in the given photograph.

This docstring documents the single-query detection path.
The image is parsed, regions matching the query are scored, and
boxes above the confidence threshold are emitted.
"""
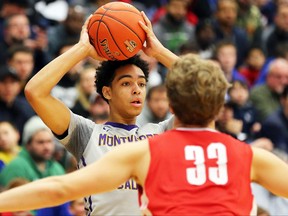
[139,117,174,135]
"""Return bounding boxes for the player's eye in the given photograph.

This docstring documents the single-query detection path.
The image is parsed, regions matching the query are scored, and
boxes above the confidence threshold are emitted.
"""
[139,82,146,87]
[122,82,130,86]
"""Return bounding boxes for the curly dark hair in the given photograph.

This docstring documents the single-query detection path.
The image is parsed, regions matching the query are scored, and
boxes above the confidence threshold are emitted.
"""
[95,55,149,103]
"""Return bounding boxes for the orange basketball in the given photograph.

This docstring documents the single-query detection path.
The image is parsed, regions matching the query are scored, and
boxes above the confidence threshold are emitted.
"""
[88,2,146,61]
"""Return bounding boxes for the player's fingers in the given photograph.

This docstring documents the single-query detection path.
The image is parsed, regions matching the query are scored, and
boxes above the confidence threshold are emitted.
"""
[139,20,153,39]
[139,20,148,32]
[141,11,152,29]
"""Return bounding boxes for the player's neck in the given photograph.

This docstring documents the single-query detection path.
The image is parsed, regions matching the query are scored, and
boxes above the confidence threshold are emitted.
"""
[174,118,215,129]
[108,113,136,125]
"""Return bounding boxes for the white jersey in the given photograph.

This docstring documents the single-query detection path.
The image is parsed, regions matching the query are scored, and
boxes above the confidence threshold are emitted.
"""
[59,111,173,216]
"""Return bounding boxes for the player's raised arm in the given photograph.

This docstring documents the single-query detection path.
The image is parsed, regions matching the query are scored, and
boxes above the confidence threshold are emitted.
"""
[139,11,179,70]
[251,147,288,198]
[24,16,106,136]
[0,139,149,212]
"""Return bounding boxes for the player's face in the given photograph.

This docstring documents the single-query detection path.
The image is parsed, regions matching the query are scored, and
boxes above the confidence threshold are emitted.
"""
[107,64,146,119]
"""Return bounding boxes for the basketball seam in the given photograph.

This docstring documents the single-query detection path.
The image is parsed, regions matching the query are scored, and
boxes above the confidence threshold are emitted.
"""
[93,12,145,44]
[93,5,129,60]
[100,20,129,59]
[95,6,109,59]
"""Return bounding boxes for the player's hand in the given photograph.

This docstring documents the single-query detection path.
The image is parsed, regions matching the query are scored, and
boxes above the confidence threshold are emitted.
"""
[79,15,107,61]
[139,11,164,58]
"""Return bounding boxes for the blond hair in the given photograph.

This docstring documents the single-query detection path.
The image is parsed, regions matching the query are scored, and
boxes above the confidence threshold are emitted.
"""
[166,54,230,126]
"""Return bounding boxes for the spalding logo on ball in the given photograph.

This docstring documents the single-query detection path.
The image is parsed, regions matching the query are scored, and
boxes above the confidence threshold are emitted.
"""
[88,2,146,61]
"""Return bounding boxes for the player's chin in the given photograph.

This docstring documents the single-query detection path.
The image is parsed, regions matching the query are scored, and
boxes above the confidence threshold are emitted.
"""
[128,106,143,116]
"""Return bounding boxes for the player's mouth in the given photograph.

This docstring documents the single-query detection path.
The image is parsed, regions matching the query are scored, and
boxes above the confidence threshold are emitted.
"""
[131,99,142,107]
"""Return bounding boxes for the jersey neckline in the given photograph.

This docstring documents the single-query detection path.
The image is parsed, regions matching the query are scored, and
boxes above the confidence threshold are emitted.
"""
[104,122,138,131]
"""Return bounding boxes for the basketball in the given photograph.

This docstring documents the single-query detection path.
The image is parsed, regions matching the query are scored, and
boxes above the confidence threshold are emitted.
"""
[88,2,146,61]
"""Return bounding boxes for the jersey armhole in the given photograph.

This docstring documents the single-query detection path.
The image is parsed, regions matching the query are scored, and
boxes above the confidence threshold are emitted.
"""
[53,129,68,140]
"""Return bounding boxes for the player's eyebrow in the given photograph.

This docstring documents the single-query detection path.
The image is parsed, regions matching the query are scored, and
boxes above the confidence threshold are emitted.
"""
[117,74,146,81]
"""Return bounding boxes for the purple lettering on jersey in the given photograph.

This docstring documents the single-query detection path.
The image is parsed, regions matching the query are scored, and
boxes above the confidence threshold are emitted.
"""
[98,134,158,146]
[99,134,107,146]
[117,179,138,190]
[120,137,127,143]
[114,135,121,146]
[127,135,138,142]
[131,180,138,190]
[125,181,131,189]
[146,134,154,138]
[139,135,147,140]
[107,136,113,146]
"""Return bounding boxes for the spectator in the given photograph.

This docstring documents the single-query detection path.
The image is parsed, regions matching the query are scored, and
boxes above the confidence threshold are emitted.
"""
[0,66,35,137]
[215,101,242,139]
[0,116,70,215]
[0,121,21,169]
[88,93,110,124]
[255,0,276,26]
[0,14,50,71]
[178,41,200,56]
[52,143,77,174]
[7,45,35,96]
[0,116,65,187]
[0,0,31,43]
[193,18,216,59]
[72,65,96,118]
[238,46,269,88]
[189,0,213,21]
[236,0,263,40]
[137,84,171,127]
[250,58,288,122]
[68,198,85,216]
[0,14,30,57]
[138,50,163,89]
[265,4,288,58]
[213,40,247,83]
[227,80,260,142]
[76,0,112,18]
[152,0,198,25]
[47,5,85,59]
[213,0,250,66]
[259,85,288,154]
[51,40,86,109]
[153,0,195,54]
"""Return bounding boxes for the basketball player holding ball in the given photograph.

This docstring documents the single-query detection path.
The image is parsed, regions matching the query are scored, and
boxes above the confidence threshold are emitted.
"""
[23,3,178,215]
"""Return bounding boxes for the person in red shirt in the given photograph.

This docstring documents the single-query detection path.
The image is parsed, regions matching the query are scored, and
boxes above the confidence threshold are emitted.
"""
[238,46,267,88]
[1,44,288,215]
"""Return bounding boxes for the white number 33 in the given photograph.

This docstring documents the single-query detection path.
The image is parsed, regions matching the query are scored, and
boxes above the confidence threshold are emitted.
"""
[185,143,228,185]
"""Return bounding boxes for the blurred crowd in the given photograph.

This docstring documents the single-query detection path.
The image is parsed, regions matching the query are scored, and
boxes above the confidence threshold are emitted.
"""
[0,0,288,215]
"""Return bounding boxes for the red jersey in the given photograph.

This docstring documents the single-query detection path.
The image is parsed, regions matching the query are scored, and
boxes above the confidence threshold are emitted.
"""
[142,128,256,215]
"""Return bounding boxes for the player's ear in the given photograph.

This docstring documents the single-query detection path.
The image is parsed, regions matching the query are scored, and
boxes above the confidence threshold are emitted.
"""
[102,86,112,100]
[169,104,174,114]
